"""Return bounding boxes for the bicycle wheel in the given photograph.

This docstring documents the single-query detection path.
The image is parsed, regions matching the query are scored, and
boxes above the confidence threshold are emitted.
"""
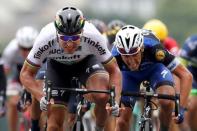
[140,121,153,131]
[145,121,153,131]
[72,121,84,131]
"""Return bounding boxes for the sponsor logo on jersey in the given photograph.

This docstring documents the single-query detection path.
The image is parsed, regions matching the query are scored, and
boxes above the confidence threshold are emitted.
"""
[34,40,54,59]
[83,36,106,55]
[51,55,80,60]
[49,49,64,54]
[155,49,165,61]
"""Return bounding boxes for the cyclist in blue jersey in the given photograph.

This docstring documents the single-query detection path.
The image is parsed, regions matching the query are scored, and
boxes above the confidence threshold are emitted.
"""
[179,35,197,131]
[112,25,192,131]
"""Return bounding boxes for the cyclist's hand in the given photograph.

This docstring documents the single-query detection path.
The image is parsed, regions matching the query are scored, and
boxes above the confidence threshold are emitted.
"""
[17,100,31,112]
[106,102,124,117]
[17,89,32,112]
[172,106,186,124]
[40,96,49,111]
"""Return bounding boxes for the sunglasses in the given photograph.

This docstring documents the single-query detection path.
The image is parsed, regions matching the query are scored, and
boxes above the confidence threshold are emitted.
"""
[58,34,81,42]
[19,45,32,51]
[117,47,141,55]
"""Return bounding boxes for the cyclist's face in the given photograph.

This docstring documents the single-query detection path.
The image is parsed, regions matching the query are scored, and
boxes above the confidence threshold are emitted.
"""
[121,50,142,71]
[19,48,31,58]
[59,39,80,53]
[58,34,81,54]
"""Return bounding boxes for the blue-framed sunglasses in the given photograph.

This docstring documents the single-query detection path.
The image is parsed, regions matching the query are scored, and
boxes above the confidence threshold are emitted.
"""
[58,34,81,42]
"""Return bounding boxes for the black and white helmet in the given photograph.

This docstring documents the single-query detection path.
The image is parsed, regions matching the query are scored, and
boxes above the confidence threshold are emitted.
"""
[16,26,38,49]
[114,25,143,55]
[54,7,85,35]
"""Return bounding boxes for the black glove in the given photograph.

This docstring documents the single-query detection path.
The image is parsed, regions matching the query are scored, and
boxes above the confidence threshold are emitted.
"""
[176,106,186,124]
[17,89,32,112]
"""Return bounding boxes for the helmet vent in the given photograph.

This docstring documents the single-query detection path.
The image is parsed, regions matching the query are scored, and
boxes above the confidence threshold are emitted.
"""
[72,15,80,30]
[132,34,137,47]
[58,15,66,28]
[62,7,77,11]
[118,35,125,48]
[125,37,130,47]
[70,7,77,10]
[122,26,127,30]
[63,7,69,10]
[128,26,134,29]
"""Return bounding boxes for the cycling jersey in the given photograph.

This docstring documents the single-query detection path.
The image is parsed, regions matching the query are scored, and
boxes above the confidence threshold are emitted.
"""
[163,37,180,56]
[26,21,113,67]
[1,39,25,71]
[180,35,197,91]
[112,32,176,108]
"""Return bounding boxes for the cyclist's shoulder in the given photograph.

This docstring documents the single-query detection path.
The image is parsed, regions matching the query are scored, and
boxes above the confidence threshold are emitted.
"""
[2,39,19,57]
[37,22,56,41]
[143,30,160,48]
[34,22,57,47]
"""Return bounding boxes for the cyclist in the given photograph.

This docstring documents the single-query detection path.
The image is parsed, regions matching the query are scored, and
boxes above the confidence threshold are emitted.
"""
[112,25,192,131]
[0,54,7,117]
[1,26,38,131]
[143,19,180,56]
[179,35,197,131]
[106,19,126,50]
[143,19,181,130]
[20,7,122,131]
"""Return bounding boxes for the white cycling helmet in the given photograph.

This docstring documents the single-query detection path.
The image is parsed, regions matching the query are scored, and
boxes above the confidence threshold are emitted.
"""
[16,26,38,49]
[114,25,143,55]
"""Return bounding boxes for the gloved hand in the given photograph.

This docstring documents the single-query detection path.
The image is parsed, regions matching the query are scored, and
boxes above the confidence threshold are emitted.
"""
[175,106,186,124]
[40,96,49,111]
[17,89,32,112]
[111,102,120,117]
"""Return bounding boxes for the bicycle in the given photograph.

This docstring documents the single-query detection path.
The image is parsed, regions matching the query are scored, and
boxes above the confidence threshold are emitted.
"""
[121,81,180,131]
[45,77,116,131]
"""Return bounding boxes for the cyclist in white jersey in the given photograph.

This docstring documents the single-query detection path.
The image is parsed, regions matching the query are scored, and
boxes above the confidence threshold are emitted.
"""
[20,7,122,131]
[1,26,38,131]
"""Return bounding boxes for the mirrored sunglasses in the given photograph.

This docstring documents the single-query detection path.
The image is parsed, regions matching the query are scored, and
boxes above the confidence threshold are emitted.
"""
[58,34,81,42]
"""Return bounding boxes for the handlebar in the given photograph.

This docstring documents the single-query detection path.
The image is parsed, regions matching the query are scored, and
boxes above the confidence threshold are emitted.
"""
[45,80,116,107]
[121,91,180,117]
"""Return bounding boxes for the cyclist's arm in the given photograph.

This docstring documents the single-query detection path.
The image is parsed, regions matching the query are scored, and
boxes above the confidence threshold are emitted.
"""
[151,44,193,108]
[172,63,193,108]
[103,57,122,103]
[20,60,44,101]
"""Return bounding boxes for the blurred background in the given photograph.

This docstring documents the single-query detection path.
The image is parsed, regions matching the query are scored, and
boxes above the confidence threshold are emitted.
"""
[1,0,197,51]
